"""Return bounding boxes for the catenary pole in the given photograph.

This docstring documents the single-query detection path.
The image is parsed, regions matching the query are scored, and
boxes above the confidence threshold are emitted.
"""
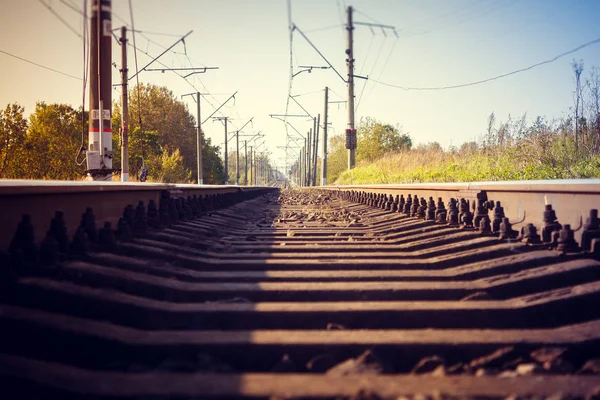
[313,115,319,186]
[120,26,129,182]
[322,87,328,186]
[88,0,113,180]
[196,92,203,184]
[307,129,312,186]
[346,6,356,170]
[224,118,228,184]
[236,131,240,185]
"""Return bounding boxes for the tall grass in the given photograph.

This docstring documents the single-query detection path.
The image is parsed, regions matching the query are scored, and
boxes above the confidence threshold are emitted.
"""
[335,120,600,184]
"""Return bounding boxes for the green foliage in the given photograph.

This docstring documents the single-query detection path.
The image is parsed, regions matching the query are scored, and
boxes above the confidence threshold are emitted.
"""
[325,117,411,183]
[356,117,412,163]
[22,103,87,180]
[147,147,191,183]
[202,136,225,184]
[325,134,347,183]
[112,83,224,183]
[0,103,28,178]
[226,149,255,185]
[335,116,600,184]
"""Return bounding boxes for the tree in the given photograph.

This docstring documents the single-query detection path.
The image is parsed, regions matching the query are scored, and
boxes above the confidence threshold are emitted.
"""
[148,147,191,183]
[0,103,28,178]
[112,83,224,183]
[326,134,347,182]
[202,136,225,184]
[356,117,412,162]
[23,103,87,180]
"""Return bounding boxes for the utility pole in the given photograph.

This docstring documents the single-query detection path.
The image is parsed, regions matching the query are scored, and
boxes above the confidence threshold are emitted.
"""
[249,146,253,185]
[298,151,301,187]
[258,159,262,185]
[322,87,328,186]
[236,131,240,185]
[213,117,229,184]
[230,117,253,186]
[87,0,113,181]
[303,139,308,186]
[182,92,203,184]
[224,118,229,184]
[299,156,302,186]
[346,5,357,170]
[120,26,129,182]
[300,152,304,187]
[244,140,248,185]
[196,92,203,184]
[313,114,319,186]
[307,129,312,187]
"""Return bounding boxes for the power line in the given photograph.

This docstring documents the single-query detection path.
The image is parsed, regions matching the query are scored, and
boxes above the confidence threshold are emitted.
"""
[335,0,346,41]
[401,0,487,33]
[113,11,130,28]
[354,8,383,25]
[365,36,399,100]
[130,29,185,37]
[59,0,83,15]
[291,89,324,97]
[114,3,234,133]
[283,0,295,161]
[371,36,600,91]
[76,0,89,167]
[285,0,294,126]
[182,56,241,132]
[129,0,147,166]
[0,49,81,80]
[292,23,346,83]
[304,24,343,34]
[356,33,387,112]
[37,0,82,38]
[128,31,193,81]
[402,0,517,39]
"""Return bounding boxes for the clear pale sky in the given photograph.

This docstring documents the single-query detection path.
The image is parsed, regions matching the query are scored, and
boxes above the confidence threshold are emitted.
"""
[2,0,600,173]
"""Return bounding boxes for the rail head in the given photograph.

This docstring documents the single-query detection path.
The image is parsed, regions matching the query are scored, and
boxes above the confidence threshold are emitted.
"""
[323,179,600,194]
[316,179,600,244]
[0,180,277,252]
[0,179,273,196]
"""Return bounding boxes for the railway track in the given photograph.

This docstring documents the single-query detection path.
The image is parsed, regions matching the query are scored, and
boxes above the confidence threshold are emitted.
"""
[2,180,600,399]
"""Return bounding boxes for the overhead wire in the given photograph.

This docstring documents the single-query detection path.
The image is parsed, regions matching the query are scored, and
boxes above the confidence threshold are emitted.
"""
[354,8,383,24]
[304,24,343,34]
[293,24,346,83]
[402,0,517,39]
[183,53,240,130]
[371,36,600,91]
[37,0,82,38]
[58,0,83,15]
[401,0,487,34]
[285,0,294,129]
[67,1,242,170]
[112,11,130,29]
[129,0,147,178]
[76,0,89,167]
[328,87,346,101]
[0,49,81,80]
[283,0,295,169]
[356,30,388,112]
[130,29,185,37]
[364,35,399,100]
[291,89,324,98]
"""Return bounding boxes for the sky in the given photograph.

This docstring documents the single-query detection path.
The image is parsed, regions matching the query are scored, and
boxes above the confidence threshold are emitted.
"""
[2,0,600,174]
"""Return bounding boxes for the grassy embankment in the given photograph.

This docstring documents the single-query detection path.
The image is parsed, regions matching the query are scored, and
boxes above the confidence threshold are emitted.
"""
[334,138,600,184]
